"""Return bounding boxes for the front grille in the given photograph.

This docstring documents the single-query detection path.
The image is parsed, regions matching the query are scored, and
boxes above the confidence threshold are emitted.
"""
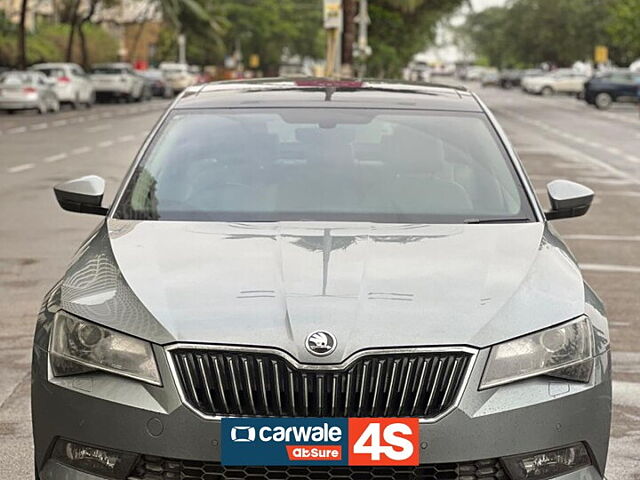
[170,349,473,418]
[130,456,509,480]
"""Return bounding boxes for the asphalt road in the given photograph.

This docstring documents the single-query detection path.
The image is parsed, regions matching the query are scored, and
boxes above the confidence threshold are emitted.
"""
[1,87,639,478]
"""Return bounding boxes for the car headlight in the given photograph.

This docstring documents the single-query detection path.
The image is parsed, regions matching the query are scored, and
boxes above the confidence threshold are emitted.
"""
[50,311,161,385]
[480,316,593,389]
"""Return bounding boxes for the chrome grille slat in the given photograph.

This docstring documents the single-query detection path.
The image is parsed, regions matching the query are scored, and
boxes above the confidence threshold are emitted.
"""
[211,355,229,414]
[171,349,472,419]
[272,360,284,415]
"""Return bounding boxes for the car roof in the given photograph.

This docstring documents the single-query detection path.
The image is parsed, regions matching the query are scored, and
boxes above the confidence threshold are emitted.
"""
[31,63,78,71]
[174,78,483,112]
[93,62,132,68]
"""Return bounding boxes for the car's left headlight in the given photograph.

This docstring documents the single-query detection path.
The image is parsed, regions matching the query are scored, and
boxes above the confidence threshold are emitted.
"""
[480,316,593,389]
[49,311,161,386]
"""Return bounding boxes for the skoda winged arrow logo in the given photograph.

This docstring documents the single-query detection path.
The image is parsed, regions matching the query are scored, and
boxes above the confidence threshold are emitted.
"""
[305,331,337,356]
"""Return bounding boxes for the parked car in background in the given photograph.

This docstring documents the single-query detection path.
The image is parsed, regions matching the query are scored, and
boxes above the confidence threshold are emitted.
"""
[90,63,147,102]
[522,69,588,96]
[138,69,173,98]
[584,70,640,109]
[407,60,432,82]
[464,66,493,81]
[0,70,60,114]
[159,62,196,93]
[30,62,94,108]
[278,62,313,77]
[498,69,529,89]
[480,69,500,87]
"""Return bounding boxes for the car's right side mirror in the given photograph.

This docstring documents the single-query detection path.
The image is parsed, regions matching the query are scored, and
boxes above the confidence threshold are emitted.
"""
[53,175,109,216]
[545,179,594,220]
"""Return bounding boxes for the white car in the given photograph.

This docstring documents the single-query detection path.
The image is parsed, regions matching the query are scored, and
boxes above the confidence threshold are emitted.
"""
[30,62,95,108]
[159,62,196,93]
[90,63,146,102]
[521,69,589,96]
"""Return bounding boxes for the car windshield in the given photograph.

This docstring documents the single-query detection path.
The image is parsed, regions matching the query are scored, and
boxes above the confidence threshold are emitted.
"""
[92,67,126,74]
[115,108,535,223]
[34,68,64,78]
[0,72,33,85]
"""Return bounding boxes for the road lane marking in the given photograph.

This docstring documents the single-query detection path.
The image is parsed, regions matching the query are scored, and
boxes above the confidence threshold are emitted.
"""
[98,140,114,148]
[502,111,640,185]
[52,119,67,126]
[7,126,27,134]
[576,177,634,185]
[580,263,640,274]
[85,124,112,133]
[30,122,48,131]
[118,134,135,142]
[623,154,640,164]
[8,163,35,173]
[71,146,92,155]
[565,234,640,242]
[613,381,640,408]
[43,153,68,163]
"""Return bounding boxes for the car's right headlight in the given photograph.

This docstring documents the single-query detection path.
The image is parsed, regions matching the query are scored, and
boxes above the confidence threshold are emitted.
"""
[49,311,161,386]
[480,316,593,389]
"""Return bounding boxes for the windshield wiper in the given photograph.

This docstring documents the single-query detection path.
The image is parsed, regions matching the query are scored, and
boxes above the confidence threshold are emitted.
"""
[464,218,532,224]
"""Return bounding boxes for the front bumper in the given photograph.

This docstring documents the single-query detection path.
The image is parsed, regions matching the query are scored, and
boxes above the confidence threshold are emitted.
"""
[32,332,611,480]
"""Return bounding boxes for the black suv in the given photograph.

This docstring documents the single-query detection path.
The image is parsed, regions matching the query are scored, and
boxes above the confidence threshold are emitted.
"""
[584,70,640,109]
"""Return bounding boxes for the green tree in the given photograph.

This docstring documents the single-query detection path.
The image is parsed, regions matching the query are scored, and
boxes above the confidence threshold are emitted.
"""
[606,0,640,64]
[460,0,614,68]
[219,0,323,75]
[367,0,466,78]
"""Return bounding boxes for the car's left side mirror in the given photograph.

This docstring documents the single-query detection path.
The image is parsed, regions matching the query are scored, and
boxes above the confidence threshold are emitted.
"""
[53,175,109,216]
[545,179,594,220]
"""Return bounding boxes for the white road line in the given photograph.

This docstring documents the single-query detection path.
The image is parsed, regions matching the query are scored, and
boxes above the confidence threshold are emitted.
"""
[8,163,35,173]
[504,111,640,186]
[118,134,135,142]
[612,381,640,408]
[52,119,67,126]
[575,177,634,185]
[85,124,112,133]
[565,234,640,242]
[87,114,99,121]
[31,122,48,131]
[623,154,640,164]
[605,146,622,155]
[7,126,27,134]
[43,153,68,163]
[98,140,114,148]
[101,112,113,118]
[71,146,92,155]
[580,263,640,274]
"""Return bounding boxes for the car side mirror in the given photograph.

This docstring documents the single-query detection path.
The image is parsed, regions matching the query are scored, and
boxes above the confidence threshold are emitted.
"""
[545,179,594,220]
[53,175,109,215]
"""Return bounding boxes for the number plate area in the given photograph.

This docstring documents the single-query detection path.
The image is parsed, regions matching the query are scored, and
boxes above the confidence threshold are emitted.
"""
[221,418,419,466]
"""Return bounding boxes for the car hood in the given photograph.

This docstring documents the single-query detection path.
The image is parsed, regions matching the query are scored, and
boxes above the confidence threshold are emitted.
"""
[65,220,584,363]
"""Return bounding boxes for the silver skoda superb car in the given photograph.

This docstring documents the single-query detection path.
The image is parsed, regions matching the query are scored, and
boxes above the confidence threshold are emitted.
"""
[32,79,611,480]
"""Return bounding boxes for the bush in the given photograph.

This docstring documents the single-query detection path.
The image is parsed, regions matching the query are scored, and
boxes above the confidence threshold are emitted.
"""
[0,20,119,68]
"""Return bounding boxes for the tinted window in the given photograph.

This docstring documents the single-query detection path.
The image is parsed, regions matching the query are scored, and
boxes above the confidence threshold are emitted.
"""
[0,72,31,85]
[92,67,126,75]
[34,68,65,78]
[115,109,535,223]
